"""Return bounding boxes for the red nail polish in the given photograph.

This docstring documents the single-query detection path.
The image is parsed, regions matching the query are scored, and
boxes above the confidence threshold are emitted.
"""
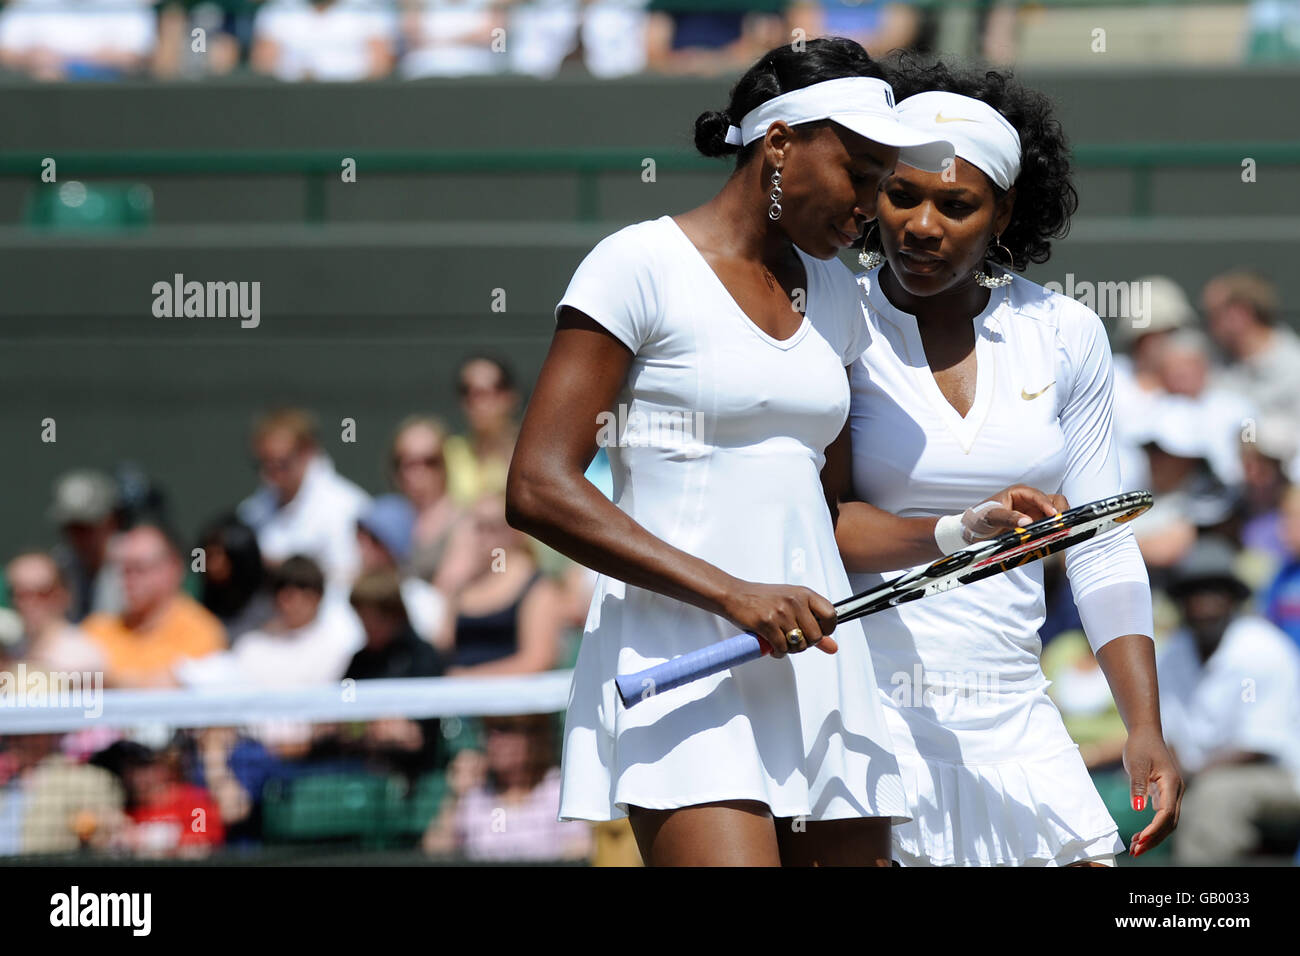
[1132,795,1145,812]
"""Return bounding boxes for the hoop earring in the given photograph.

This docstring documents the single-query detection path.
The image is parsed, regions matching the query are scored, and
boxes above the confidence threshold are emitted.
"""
[973,234,1014,289]
[858,225,884,270]
[767,169,783,221]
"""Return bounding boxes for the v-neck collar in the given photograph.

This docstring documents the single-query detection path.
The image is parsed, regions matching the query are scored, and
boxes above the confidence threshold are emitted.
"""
[866,272,1006,454]
[663,215,813,351]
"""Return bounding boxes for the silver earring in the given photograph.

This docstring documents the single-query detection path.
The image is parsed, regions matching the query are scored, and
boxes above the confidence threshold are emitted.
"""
[858,225,884,270]
[973,234,1014,288]
[767,169,783,221]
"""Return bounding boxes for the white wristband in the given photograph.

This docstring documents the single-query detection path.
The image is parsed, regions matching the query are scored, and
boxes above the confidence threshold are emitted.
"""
[934,514,968,555]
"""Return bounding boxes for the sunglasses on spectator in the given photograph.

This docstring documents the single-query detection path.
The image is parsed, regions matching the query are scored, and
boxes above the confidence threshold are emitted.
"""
[394,453,445,470]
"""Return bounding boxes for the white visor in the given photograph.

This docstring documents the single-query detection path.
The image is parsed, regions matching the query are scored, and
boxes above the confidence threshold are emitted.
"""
[894,90,1022,190]
[724,76,954,173]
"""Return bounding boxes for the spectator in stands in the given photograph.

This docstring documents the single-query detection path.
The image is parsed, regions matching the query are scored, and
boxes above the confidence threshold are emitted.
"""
[434,494,565,674]
[356,495,447,645]
[1157,537,1300,864]
[422,713,591,861]
[1110,276,1195,492]
[0,0,156,80]
[444,356,521,507]
[579,0,650,78]
[1240,413,1300,565]
[196,515,274,645]
[644,1,783,76]
[82,524,226,688]
[47,469,122,623]
[506,0,578,78]
[1,732,126,856]
[250,0,396,81]
[180,555,360,688]
[153,0,243,79]
[97,740,225,858]
[4,552,104,675]
[389,415,462,582]
[1134,407,1227,570]
[1154,328,1255,488]
[237,407,371,594]
[345,569,444,680]
[786,1,921,57]
[1264,484,1300,647]
[399,0,505,78]
[1203,269,1300,420]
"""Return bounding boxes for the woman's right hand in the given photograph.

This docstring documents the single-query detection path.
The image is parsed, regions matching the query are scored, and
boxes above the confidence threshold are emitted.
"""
[720,582,839,659]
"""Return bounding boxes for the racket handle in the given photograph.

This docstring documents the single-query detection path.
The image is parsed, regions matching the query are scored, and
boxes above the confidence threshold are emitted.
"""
[616,634,770,708]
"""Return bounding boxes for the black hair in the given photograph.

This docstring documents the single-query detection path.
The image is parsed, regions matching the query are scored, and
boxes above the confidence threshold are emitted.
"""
[197,513,266,619]
[457,354,516,393]
[694,37,887,166]
[873,55,1078,269]
[271,555,325,595]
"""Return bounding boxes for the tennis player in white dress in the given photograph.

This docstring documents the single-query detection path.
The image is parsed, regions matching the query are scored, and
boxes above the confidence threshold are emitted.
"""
[506,40,1003,866]
[837,68,1185,866]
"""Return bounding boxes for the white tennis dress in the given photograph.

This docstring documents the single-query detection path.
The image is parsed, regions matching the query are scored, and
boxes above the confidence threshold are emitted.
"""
[848,267,1144,865]
[555,215,908,825]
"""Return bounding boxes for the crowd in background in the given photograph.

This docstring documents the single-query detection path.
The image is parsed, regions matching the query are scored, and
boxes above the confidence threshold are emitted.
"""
[2,268,1299,865]
[1,0,1298,83]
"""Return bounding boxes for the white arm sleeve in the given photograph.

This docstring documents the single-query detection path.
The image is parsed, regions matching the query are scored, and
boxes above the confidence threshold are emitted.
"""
[1057,307,1154,652]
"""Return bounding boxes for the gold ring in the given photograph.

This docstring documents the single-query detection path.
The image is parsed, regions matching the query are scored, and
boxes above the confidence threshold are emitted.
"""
[786,628,805,650]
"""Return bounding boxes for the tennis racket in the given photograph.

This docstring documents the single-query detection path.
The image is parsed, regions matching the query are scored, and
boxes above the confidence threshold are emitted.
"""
[615,490,1152,707]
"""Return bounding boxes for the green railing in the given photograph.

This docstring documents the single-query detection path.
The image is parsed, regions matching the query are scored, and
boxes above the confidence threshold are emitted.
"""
[3,142,1297,223]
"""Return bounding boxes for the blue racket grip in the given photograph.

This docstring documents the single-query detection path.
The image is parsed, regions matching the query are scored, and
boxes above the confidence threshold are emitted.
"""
[615,633,768,708]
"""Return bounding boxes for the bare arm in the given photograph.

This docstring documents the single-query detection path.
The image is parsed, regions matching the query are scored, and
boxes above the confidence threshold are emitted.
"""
[445,577,565,676]
[1095,635,1184,857]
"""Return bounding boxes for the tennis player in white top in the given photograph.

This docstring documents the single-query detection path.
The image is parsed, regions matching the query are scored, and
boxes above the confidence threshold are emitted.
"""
[836,61,1185,865]
[506,39,1064,867]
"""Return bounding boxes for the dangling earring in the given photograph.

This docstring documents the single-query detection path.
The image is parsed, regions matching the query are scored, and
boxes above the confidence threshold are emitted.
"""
[974,234,1015,289]
[767,168,783,221]
[858,225,884,270]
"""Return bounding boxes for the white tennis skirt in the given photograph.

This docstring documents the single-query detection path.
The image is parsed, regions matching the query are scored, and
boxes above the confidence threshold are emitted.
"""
[882,679,1124,867]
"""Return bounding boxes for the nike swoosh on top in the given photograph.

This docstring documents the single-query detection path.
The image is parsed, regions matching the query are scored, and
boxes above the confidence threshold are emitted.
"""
[1021,382,1056,400]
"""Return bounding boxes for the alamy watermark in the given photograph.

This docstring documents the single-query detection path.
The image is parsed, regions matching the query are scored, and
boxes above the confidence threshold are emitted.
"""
[0,663,103,719]
[1043,274,1153,325]
[596,404,708,458]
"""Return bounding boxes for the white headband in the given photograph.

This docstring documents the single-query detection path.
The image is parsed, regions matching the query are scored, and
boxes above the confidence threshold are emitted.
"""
[894,91,1022,190]
[723,76,953,173]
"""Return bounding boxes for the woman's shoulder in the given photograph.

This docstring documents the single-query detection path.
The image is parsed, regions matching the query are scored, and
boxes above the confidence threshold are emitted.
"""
[1001,273,1106,340]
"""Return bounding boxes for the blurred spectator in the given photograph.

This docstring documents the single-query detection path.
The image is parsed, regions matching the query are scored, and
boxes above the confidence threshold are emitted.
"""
[1154,328,1255,488]
[1240,413,1300,565]
[786,0,920,57]
[345,568,444,679]
[237,407,371,593]
[153,0,244,78]
[95,740,225,858]
[388,415,461,581]
[48,469,123,623]
[506,0,578,77]
[445,356,521,507]
[422,713,590,861]
[190,726,284,846]
[579,0,649,78]
[0,0,156,80]
[4,552,104,674]
[179,555,361,688]
[644,0,783,76]
[1157,537,1300,865]
[399,0,504,78]
[356,494,447,644]
[250,0,396,81]
[1264,484,1300,648]
[196,514,274,644]
[1203,269,1300,421]
[82,523,226,688]
[1,732,126,856]
[435,494,565,673]
[1111,275,1194,492]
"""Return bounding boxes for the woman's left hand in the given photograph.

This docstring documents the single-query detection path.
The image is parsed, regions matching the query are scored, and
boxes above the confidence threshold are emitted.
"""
[1123,725,1184,858]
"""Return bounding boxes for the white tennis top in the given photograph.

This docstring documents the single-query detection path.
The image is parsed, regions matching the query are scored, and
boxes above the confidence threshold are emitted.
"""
[554,215,907,824]
[848,269,1151,694]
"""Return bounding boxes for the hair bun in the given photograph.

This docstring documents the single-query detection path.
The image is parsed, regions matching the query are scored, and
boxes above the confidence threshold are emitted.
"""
[694,109,739,158]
